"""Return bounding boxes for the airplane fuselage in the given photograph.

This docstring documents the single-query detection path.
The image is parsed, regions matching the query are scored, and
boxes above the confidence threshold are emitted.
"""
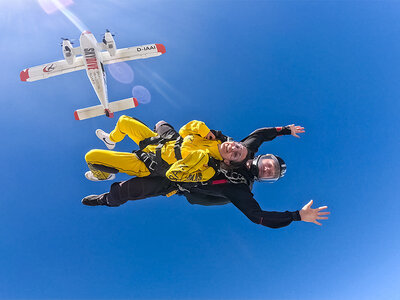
[79,31,109,110]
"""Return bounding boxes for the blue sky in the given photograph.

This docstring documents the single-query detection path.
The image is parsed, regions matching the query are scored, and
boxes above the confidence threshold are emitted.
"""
[0,1,399,299]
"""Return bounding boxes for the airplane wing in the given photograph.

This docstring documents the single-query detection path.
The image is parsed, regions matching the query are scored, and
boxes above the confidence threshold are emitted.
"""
[20,56,85,82]
[101,43,166,65]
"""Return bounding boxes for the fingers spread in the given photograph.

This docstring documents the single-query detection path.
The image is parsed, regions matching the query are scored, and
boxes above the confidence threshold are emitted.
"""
[318,212,330,216]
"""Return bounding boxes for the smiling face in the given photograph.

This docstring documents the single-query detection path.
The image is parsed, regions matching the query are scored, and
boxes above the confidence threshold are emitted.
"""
[219,142,248,165]
[251,154,283,182]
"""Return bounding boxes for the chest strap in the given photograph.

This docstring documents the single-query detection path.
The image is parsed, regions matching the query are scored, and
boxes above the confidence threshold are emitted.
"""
[173,137,183,160]
[139,135,183,163]
[139,133,177,150]
[134,150,169,176]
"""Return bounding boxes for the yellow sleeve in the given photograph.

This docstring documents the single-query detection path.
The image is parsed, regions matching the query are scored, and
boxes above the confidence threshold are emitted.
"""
[166,150,216,182]
[178,120,211,138]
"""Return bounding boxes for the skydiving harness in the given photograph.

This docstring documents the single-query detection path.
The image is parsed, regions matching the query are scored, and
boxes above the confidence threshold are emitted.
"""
[134,127,248,198]
[133,128,234,177]
[219,168,250,185]
[174,165,252,196]
[171,167,253,206]
[133,133,184,176]
[134,131,225,177]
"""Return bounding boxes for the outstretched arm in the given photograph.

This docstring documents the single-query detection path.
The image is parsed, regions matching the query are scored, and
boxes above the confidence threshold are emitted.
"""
[220,184,301,228]
[299,200,330,225]
[218,185,329,228]
[241,124,305,154]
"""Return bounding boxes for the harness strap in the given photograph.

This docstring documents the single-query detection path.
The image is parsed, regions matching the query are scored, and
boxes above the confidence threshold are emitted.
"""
[139,133,176,150]
[173,137,183,160]
[139,134,183,162]
[139,136,160,150]
[155,143,164,162]
[219,168,249,185]
[211,179,228,185]
[134,150,159,173]
[207,156,221,173]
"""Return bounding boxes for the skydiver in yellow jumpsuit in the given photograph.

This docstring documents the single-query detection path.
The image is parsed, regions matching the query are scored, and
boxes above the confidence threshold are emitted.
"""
[85,115,249,183]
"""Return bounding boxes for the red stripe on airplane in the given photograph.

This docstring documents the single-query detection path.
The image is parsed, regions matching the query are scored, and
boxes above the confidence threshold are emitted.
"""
[86,58,98,70]
[74,111,80,120]
[133,98,139,107]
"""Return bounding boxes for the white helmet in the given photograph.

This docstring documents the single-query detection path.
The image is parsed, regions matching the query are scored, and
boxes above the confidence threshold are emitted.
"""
[250,154,286,183]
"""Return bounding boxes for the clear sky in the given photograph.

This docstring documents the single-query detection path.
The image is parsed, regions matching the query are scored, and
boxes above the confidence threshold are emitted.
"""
[0,1,399,299]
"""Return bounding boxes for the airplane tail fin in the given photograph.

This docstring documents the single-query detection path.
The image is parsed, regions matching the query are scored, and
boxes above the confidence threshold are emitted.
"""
[74,98,139,120]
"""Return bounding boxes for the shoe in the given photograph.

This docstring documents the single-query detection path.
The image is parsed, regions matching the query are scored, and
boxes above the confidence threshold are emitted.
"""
[96,129,116,150]
[82,194,108,206]
[85,171,116,182]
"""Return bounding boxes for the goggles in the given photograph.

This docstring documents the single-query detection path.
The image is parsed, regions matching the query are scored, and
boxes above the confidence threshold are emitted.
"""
[251,154,286,183]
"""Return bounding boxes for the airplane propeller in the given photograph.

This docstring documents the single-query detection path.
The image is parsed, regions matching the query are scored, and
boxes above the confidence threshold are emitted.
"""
[102,29,116,44]
[60,38,75,46]
[105,29,116,37]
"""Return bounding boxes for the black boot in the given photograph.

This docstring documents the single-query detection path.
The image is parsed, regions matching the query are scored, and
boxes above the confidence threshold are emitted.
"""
[81,194,108,206]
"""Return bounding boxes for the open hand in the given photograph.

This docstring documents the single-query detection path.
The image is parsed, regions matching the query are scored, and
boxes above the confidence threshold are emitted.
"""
[299,200,330,226]
[287,124,305,138]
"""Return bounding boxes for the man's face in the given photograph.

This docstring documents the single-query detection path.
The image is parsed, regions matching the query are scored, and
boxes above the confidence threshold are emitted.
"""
[220,142,248,164]
[258,158,279,179]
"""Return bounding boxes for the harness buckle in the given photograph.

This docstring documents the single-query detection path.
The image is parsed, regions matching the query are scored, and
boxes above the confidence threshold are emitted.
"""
[138,152,158,172]
[148,160,158,171]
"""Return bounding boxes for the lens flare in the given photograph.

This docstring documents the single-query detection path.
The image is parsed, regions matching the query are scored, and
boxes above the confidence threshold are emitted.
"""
[132,86,151,104]
[107,62,134,84]
[134,61,179,108]
[38,0,73,14]
[37,0,88,32]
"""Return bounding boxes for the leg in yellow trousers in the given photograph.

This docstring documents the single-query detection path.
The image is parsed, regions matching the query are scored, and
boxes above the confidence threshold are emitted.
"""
[85,116,158,180]
[109,115,157,144]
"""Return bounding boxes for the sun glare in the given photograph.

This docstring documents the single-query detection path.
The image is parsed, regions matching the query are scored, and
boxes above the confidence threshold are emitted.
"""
[37,0,73,14]
[37,0,87,32]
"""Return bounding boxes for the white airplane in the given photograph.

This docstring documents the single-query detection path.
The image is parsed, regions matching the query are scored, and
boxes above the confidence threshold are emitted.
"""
[20,30,166,120]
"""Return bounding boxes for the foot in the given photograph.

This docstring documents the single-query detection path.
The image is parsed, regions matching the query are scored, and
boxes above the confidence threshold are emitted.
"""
[96,129,116,150]
[82,194,108,206]
[85,171,116,182]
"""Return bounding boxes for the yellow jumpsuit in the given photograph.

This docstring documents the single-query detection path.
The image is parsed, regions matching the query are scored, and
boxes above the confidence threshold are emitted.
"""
[85,115,223,182]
